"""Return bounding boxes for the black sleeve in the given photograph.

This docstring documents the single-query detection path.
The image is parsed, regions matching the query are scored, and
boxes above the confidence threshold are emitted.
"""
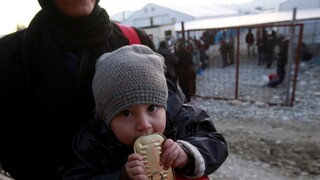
[59,127,124,180]
[0,30,27,166]
[169,105,229,176]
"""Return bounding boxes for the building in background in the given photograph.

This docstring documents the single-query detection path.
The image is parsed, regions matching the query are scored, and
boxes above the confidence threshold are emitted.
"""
[114,3,238,48]
[111,0,320,49]
[279,0,320,44]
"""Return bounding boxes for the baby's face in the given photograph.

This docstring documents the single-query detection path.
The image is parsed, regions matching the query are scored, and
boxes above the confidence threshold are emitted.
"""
[110,104,166,147]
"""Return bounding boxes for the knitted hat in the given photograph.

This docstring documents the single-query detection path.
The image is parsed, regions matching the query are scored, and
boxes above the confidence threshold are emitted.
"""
[92,45,168,127]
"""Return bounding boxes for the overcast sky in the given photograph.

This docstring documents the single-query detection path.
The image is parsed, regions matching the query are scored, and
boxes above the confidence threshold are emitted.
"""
[0,0,253,35]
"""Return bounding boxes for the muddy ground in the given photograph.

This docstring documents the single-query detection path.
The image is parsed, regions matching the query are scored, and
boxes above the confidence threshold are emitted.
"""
[209,111,319,180]
[190,57,320,180]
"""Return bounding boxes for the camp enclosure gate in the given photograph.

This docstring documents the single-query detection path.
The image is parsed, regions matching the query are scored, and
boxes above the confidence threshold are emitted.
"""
[178,23,304,106]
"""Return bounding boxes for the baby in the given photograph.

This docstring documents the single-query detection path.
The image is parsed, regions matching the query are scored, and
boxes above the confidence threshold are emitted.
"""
[61,45,228,179]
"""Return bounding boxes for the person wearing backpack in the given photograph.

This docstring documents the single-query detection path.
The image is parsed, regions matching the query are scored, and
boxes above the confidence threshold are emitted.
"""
[0,0,160,179]
[0,1,228,179]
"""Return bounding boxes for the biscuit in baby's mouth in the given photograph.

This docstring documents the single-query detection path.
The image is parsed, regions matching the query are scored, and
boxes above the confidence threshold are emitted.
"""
[134,133,175,180]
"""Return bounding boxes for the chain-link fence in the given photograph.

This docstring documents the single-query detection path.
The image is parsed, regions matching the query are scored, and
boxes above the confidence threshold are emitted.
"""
[186,24,305,106]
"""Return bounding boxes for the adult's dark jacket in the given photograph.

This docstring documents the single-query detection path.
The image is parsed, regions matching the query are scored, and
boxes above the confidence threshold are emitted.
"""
[61,78,228,179]
[174,46,194,102]
[277,39,289,66]
[0,0,157,179]
[157,46,179,77]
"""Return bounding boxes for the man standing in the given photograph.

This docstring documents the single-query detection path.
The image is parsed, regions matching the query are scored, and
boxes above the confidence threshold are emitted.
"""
[268,36,289,87]
[219,37,229,68]
[228,34,235,65]
[245,29,255,57]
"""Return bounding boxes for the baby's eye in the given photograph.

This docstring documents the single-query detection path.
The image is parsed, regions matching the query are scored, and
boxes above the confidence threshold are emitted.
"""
[121,110,132,117]
[148,105,158,112]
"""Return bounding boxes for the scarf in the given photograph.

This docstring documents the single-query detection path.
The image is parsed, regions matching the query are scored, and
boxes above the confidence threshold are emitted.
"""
[35,0,112,50]
[20,0,114,131]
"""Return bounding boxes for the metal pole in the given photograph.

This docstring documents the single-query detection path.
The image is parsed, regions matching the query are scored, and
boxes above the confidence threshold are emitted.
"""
[285,7,297,106]
[235,28,240,99]
[290,24,304,106]
[181,22,185,47]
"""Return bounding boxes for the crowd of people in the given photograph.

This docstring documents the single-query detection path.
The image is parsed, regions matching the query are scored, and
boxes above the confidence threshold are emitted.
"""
[208,28,295,88]
[215,28,289,87]
[158,26,312,95]
[157,38,210,103]
[248,28,306,87]
[256,28,278,68]
[0,0,228,179]
[218,34,235,68]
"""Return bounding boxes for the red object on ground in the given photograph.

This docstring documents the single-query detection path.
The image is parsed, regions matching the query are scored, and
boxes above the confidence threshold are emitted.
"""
[268,74,279,81]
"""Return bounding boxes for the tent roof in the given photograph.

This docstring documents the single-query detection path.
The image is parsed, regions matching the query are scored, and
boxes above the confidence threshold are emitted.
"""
[152,2,238,20]
[174,8,320,31]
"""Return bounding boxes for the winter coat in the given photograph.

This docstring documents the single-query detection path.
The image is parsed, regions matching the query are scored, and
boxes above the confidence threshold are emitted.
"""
[175,49,194,82]
[61,77,228,179]
[245,32,254,45]
[174,48,194,102]
[277,40,289,66]
[0,2,155,179]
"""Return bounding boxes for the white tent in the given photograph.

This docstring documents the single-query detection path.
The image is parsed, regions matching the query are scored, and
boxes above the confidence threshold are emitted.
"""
[123,3,238,28]
[174,8,320,31]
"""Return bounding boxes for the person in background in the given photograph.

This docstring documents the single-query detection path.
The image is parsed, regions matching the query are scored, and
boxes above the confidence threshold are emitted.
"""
[257,28,268,66]
[268,36,289,87]
[265,30,277,69]
[61,45,228,179]
[219,37,229,68]
[245,28,255,57]
[174,41,194,103]
[228,34,235,65]
[256,29,263,65]
[199,45,209,70]
[301,42,313,61]
[189,40,202,96]
[0,0,158,179]
[157,40,179,78]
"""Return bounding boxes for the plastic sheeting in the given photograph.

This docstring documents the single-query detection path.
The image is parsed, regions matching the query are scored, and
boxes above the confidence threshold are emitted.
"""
[175,8,320,31]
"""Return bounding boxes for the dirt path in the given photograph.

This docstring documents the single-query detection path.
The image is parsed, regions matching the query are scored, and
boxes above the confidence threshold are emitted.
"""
[208,115,320,180]
[189,58,320,180]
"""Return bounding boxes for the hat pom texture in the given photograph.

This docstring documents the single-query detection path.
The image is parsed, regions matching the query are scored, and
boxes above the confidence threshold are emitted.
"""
[92,45,168,126]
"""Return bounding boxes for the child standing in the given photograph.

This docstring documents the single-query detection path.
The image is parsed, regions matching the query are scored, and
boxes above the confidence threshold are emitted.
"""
[61,45,228,179]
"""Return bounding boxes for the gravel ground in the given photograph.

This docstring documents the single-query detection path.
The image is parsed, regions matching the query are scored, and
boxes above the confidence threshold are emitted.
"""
[189,58,320,180]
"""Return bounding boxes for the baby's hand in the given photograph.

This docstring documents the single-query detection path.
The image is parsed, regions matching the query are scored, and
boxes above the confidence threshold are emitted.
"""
[125,153,148,180]
[160,139,188,170]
